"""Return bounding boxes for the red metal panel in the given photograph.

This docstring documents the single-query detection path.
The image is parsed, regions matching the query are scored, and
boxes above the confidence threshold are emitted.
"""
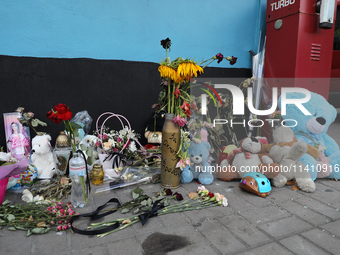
[265,0,335,99]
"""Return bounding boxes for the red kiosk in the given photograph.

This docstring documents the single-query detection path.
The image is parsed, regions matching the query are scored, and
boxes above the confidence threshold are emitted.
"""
[264,0,339,102]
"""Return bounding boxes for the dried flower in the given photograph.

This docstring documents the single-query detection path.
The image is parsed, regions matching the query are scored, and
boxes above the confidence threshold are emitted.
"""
[161,37,171,50]
[163,189,173,196]
[173,192,183,201]
[173,115,186,127]
[215,53,224,63]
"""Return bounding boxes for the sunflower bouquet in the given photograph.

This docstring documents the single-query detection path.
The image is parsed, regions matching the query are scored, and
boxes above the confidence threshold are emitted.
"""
[154,38,237,166]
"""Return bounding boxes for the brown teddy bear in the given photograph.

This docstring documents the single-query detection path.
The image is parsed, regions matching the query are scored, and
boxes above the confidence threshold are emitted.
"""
[217,137,280,181]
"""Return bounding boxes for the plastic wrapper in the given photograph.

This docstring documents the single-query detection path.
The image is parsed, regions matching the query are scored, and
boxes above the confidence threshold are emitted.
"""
[94,166,161,193]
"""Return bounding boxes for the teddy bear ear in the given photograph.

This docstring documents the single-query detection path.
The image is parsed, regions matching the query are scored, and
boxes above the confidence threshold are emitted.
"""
[278,92,307,109]
[202,141,211,150]
[331,105,337,122]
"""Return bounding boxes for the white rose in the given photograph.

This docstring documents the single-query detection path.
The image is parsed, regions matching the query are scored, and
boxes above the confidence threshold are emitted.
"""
[22,189,33,203]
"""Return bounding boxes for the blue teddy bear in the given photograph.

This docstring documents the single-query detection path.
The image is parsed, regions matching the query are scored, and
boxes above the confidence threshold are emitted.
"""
[279,91,340,180]
[180,141,214,185]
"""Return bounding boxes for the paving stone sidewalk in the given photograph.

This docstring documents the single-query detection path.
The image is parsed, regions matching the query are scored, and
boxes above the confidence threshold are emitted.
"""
[1,117,339,255]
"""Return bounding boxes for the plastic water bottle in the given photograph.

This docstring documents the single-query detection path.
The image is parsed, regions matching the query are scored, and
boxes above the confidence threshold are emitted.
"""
[69,152,88,208]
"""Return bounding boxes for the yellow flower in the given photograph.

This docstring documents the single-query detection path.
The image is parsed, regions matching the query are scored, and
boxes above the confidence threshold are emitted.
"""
[177,62,203,78]
[158,65,177,80]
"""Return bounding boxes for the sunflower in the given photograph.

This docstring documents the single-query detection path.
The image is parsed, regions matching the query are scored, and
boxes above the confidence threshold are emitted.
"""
[177,62,204,78]
[158,65,177,80]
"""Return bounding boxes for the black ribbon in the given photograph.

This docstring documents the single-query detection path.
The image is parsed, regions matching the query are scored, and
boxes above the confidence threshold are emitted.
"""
[138,199,164,226]
[103,152,127,169]
[70,198,121,235]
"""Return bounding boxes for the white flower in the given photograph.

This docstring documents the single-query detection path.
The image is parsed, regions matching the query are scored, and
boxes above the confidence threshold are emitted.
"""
[197,185,206,193]
[0,152,12,162]
[129,141,137,152]
[222,197,228,207]
[33,195,44,204]
[108,139,116,147]
[22,189,33,203]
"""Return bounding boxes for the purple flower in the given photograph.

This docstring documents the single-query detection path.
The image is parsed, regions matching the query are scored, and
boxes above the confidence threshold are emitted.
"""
[215,53,224,64]
[230,56,237,65]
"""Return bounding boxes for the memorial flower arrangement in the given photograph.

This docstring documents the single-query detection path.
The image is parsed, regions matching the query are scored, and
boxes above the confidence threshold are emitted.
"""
[0,199,78,236]
[93,125,140,160]
[47,103,82,153]
[0,148,29,181]
[88,185,228,237]
[154,38,237,167]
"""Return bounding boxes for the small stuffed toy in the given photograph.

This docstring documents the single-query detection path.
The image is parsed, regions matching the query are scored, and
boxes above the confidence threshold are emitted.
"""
[145,131,162,144]
[180,141,214,185]
[218,137,280,181]
[279,92,340,180]
[31,134,55,178]
[265,126,315,192]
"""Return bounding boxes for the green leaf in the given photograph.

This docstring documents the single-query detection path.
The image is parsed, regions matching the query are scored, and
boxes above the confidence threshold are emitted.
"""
[23,113,30,119]
[132,187,143,196]
[36,119,47,126]
[32,227,50,234]
[2,200,10,206]
[121,208,131,214]
[7,214,15,222]
[133,208,140,214]
[80,144,87,151]
[15,226,27,230]
[141,206,151,212]
[140,200,147,206]
[27,229,32,237]
[132,192,139,199]
[163,197,171,207]
[8,227,16,231]
[147,198,152,207]
[31,119,38,127]
[0,219,5,224]
[86,147,93,157]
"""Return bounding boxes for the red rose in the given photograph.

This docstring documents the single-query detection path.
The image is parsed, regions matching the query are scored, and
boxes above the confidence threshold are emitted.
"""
[163,189,173,196]
[53,103,72,121]
[174,192,183,201]
[47,111,61,124]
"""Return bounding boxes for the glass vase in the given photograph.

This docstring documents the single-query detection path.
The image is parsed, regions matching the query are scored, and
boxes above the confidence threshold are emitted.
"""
[161,113,180,189]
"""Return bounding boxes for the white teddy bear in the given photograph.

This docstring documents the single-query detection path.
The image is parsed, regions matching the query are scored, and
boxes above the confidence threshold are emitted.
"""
[267,126,316,193]
[31,134,55,178]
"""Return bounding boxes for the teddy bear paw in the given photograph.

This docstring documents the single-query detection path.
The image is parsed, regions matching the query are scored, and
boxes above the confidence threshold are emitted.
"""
[198,173,214,185]
[289,141,308,160]
[295,178,315,193]
[272,174,287,188]
[180,167,194,184]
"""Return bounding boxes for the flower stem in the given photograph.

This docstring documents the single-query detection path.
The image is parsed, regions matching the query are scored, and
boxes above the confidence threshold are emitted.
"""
[80,176,87,205]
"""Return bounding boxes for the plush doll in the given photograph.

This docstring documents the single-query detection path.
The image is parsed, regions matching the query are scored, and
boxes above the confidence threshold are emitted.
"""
[265,126,316,192]
[145,131,162,144]
[180,141,214,185]
[279,92,340,180]
[31,134,55,178]
[218,137,280,181]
